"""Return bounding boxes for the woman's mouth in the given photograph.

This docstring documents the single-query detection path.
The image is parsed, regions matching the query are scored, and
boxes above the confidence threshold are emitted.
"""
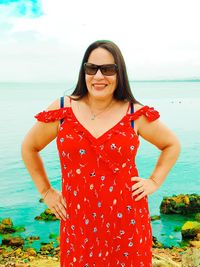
[92,83,108,90]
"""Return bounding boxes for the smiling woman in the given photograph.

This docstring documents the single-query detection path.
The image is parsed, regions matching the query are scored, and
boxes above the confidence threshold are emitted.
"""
[0,0,43,17]
[21,40,181,266]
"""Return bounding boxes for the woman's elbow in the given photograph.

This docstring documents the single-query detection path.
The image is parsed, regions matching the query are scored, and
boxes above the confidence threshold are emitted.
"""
[168,136,181,159]
[21,137,38,160]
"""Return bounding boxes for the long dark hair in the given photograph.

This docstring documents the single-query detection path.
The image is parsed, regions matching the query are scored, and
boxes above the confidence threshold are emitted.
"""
[71,40,141,104]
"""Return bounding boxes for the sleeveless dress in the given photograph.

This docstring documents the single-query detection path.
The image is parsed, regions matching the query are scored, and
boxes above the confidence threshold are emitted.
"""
[35,99,160,267]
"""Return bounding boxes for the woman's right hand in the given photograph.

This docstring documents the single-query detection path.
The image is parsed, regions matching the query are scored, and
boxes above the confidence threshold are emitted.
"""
[43,188,67,221]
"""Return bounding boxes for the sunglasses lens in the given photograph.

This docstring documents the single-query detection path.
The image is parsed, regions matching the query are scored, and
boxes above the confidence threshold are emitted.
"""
[84,64,97,75]
[84,63,117,76]
[101,65,117,76]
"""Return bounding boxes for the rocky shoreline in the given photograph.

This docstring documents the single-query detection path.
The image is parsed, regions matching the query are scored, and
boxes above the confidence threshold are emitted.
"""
[1,194,200,266]
[1,247,199,267]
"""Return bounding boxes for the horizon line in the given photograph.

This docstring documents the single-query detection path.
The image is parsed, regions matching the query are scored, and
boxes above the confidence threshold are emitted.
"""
[0,79,200,84]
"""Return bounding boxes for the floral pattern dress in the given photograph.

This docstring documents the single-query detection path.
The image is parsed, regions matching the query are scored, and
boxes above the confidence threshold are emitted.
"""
[35,100,160,267]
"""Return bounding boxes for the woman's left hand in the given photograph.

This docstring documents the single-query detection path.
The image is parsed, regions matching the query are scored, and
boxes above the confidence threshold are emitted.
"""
[131,176,160,201]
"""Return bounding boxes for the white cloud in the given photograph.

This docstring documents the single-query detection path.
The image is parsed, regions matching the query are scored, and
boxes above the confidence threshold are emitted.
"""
[0,0,200,82]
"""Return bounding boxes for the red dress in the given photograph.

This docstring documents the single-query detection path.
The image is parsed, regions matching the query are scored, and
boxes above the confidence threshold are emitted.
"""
[35,101,160,267]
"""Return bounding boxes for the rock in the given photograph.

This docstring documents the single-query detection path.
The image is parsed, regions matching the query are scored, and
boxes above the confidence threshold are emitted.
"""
[197,233,200,240]
[0,218,25,235]
[25,236,40,242]
[195,213,200,222]
[151,215,161,221]
[189,240,200,249]
[160,194,200,215]
[15,264,30,267]
[49,233,58,239]
[153,252,181,267]
[2,218,13,227]
[35,209,58,221]
[181,221,200,239]
[152,236,163,248]
[14,226,25,233]
[52,257,59,261]
[40,243,54,255]
[2,236,25,247]
[14,248,22,256]
[54,247,60,252]
[173,225,182,232]
[28,256,35,261]
[25,248,37,257]
[0,218,16,234]
[181,247,200,266]
[0,223,15,234]
[20,252,29,259]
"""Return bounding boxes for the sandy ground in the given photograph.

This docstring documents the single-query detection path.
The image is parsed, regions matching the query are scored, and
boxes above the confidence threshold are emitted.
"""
[26,249,182,267]
[2,248,200,267]
[29,259,59,267]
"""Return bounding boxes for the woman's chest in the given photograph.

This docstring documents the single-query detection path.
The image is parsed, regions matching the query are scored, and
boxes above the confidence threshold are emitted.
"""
[57,120,140,164]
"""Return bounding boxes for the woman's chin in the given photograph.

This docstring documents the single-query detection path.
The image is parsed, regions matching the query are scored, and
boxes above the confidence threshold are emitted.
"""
[88,88,114,100]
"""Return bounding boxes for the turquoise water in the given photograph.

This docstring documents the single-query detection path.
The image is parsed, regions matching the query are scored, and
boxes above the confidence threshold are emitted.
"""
[0,81,200,248]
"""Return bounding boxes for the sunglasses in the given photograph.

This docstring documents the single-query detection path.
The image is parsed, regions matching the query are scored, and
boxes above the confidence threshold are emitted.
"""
[84,63,118,76]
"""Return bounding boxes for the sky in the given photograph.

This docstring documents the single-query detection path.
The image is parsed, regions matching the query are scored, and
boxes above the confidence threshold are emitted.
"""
[0,0,200,82]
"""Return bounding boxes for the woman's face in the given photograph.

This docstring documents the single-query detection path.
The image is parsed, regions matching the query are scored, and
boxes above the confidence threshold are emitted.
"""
[85,48,117,100]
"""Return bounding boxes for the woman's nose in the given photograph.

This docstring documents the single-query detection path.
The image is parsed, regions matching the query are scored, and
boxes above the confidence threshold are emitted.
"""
[94,69,104,78]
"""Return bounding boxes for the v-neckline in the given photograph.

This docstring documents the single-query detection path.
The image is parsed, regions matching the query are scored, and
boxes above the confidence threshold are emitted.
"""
[69,102,131,142]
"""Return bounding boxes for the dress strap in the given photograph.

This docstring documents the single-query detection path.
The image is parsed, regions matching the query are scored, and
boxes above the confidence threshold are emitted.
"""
[60,96,64,108]
[130,103,134,128]
[60,96,64,124]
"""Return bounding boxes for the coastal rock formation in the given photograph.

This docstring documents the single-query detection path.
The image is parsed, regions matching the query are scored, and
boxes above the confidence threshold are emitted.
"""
[160,194,200,215]
[34,209,58,221]
[182,221,200,239]
[152,236,163,248]
[2,236,24,247]
[0,218,25,235]
[151,215,161,221]
[39,243,54,255]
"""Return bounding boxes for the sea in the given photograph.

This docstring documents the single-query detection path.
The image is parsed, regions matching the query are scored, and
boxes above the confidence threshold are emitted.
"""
[0,80,200,249]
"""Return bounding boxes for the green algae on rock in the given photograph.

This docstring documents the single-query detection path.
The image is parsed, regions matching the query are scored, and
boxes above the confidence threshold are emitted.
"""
[34,209,58,221]
[160,194,200,215]
[0,218,25,234]
[151,215,161,221]
[25,236,40,243]
[181,221,200,239]
[195,213,200,222]
[40,243,54,255]
[2,236,25,247]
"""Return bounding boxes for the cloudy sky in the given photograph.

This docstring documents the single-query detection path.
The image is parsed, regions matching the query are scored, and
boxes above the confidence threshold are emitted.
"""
[0,0,200,82]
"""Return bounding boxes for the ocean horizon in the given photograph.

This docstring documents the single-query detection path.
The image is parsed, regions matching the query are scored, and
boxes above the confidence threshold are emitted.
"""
[0,80,200,249]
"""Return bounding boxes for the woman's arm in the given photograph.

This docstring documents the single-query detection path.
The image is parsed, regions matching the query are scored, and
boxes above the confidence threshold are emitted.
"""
[131,113,181,201]
[21,98,67,220]
[21,119,59,196]
[139,117,181,186]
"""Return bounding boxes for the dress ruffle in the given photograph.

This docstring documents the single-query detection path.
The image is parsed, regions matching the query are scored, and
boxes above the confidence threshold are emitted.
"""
[128,105,160,122]
[34,107,70,122]
[34,105,159,175]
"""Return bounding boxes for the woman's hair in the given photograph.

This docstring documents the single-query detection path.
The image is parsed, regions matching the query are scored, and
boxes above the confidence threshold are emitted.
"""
[71,40,140,104]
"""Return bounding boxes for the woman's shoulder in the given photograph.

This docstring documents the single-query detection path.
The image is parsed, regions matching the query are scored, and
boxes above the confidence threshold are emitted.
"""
[133,103,144,112]
[131,102,160,122]
[46,96,71,110]
[34,96,72,123]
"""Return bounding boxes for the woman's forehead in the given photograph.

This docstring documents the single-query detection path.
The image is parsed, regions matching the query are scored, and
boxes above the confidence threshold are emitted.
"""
[88,48,115,64]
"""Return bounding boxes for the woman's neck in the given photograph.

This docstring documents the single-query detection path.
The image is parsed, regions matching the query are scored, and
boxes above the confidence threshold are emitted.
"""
[84,94,116,112]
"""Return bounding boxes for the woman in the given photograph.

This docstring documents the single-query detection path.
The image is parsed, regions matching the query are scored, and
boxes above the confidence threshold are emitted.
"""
[21,40,181,267]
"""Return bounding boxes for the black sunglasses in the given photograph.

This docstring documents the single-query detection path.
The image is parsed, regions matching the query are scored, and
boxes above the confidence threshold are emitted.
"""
[84,63,118,76]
